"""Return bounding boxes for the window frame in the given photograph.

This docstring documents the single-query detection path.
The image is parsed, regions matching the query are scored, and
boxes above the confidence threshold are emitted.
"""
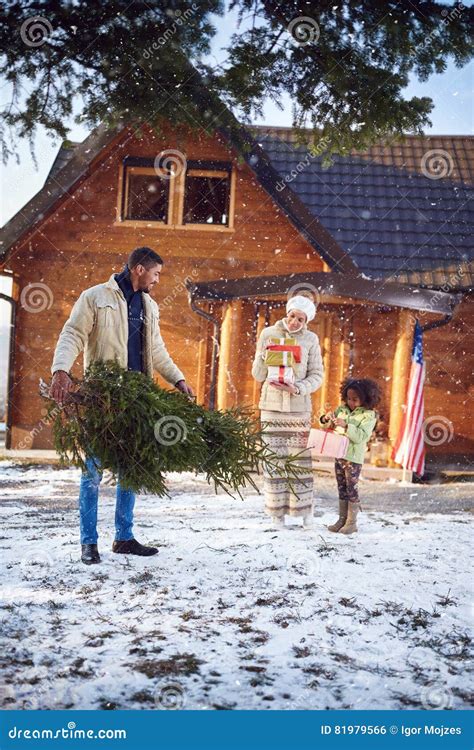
[177,160,235,231]
[115,157,235,231]
[116,157,174,226]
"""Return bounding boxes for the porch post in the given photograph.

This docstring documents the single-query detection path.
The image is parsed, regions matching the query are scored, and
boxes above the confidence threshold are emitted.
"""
[196,337,207,405]
[338,327,350,382]
[389,308,413,456]
[319,313,332,413]
[252,304,267,407]
[217,300,243,410]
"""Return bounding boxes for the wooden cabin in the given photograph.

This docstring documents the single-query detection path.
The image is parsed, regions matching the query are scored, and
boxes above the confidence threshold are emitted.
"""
[0,119,472,472]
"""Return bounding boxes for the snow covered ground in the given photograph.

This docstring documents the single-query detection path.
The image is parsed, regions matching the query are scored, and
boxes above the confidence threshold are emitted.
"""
[0,461,472,711]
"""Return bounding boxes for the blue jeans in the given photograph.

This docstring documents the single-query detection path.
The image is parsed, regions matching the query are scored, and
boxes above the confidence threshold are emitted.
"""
[78,456,136,544]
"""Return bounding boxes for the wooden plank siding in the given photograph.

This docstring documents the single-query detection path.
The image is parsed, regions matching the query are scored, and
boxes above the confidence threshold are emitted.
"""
[4,122,324,447]
[2,122,472,461]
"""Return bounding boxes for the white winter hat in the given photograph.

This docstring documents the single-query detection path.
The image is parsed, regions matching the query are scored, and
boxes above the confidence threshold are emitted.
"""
[286,294,316,322]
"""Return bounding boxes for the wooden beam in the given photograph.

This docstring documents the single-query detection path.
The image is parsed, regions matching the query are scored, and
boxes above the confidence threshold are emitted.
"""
[187,272,460,315]
[319,314,332,414]
[196,336,207,405]
[217,300,243,410]
[338,320,350,383]
[252,304,267,407]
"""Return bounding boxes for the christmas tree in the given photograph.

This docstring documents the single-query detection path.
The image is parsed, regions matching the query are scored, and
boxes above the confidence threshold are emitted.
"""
[42,361,302,498]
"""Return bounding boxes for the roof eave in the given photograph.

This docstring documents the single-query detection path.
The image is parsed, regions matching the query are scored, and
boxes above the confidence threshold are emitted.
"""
[186,271,461,315]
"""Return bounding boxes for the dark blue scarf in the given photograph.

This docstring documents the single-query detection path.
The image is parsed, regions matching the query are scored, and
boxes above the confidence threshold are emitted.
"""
[114,265,144,372]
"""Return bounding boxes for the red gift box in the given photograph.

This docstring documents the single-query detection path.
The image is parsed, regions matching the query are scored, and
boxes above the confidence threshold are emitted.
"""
[267,365,295,386]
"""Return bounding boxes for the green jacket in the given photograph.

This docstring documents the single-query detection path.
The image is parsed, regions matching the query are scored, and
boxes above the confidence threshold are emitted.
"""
[320,405,377,464]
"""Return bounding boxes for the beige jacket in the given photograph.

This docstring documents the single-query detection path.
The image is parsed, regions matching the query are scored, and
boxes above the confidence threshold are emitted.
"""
[252,318,324,412]
[51,274,184,385]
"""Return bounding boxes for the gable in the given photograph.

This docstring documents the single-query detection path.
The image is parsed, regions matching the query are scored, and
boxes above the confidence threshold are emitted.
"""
[0,119,354,275]
[1,120,472,291]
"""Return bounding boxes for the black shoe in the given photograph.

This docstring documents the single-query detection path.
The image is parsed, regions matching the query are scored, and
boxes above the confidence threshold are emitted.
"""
[81,543,101,565]
[112,539,159,556]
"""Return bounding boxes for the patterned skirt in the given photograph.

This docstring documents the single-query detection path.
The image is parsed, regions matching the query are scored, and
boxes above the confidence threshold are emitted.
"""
[260,409,313,518]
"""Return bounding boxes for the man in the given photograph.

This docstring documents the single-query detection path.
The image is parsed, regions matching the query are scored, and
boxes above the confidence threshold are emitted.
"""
[51,246,194,565]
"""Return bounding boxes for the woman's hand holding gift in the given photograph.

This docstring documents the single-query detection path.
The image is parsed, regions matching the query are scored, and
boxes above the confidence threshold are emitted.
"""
[334,417,347,428]
[268,380,299,394]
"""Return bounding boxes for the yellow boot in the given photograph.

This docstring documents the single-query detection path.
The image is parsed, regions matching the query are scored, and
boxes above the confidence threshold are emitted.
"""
[339,502,359,535]
[328,498,348,532]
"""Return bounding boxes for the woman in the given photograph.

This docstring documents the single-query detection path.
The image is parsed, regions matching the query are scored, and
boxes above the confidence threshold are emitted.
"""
[252,293,324,528]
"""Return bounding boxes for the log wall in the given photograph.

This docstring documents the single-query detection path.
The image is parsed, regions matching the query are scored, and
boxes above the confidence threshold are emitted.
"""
[2,122,472,461]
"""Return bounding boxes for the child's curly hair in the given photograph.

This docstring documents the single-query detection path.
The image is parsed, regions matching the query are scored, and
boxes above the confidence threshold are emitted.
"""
[340,378,381,410]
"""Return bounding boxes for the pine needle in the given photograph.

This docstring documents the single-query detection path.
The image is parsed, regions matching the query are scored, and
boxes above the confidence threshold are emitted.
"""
[41,361,304,498]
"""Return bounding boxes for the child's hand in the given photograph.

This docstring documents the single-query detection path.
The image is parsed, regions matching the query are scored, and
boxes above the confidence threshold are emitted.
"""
[334,418,347,428]
[322,411,335,422]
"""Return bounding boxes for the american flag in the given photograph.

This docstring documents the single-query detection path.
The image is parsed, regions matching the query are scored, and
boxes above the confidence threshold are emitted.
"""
[392,320,426,475]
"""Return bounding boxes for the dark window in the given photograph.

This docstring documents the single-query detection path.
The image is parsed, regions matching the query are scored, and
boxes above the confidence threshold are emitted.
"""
[183,169,230,225]
[124,168,169,222]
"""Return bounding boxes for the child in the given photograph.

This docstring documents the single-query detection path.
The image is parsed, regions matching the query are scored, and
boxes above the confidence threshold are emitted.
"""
[320,378,381,534]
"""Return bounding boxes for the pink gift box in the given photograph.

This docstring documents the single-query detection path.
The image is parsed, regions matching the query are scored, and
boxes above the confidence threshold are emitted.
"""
[306,428,349,459]
[267,365,295,386]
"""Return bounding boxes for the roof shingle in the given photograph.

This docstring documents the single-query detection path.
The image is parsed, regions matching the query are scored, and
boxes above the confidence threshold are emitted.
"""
[254,128,473,290]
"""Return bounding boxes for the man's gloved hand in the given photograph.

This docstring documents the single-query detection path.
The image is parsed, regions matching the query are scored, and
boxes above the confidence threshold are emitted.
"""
[175,379,195,398]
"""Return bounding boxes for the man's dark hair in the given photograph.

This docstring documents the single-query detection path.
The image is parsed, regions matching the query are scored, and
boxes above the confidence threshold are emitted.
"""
[128,246,164,269]
[340,378,381,410]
